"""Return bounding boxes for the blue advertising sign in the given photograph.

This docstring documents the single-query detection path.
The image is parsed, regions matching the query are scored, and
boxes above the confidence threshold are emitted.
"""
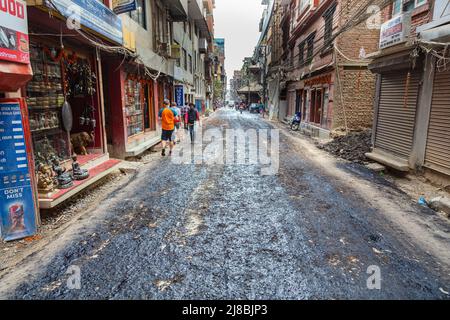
[0,101,37,241]
[47,0,123,45]
[175,85,184,107]
[113,0,137,15]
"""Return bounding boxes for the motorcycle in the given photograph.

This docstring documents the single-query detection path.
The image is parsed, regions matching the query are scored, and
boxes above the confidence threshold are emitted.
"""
[290,112,302,131]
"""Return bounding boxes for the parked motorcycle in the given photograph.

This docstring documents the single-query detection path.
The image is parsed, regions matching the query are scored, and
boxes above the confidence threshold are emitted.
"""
[290,112,302,131]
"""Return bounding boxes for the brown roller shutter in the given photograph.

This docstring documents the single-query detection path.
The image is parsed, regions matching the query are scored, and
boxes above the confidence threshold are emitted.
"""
[375,71,420,159]
[425,68,450,174]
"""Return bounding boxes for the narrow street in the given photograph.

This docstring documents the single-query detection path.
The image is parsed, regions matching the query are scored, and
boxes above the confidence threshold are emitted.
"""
[0,109,449,300]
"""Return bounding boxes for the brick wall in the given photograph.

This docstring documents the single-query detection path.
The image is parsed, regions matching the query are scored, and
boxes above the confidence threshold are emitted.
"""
[333,67,376,129]
[330,0,380,130]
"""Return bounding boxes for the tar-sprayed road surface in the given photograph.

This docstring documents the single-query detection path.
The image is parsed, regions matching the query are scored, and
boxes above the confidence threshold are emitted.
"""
[1,109,450,299]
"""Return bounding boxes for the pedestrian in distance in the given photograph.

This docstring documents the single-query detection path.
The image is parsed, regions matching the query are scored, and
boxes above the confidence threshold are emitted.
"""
[185,103,200,143]
[171,101,182,144]
[259,102,266,119]
[158,99,178,157]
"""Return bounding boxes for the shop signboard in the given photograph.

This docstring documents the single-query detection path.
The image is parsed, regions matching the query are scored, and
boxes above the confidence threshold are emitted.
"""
[379,13,411,49]
[0,0,30,64]
[112,0,136,15]
[0,99,38,241]
[174,85,184,107]
[46,0,123,45]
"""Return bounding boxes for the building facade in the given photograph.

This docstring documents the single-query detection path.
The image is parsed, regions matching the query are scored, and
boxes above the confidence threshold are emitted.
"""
[275,0,380,138]
[367,0,450,185]
[0,0,216,219]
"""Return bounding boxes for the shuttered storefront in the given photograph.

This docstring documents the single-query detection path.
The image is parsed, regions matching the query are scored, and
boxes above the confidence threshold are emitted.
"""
[425,68,450,174]
[375,71,421,159]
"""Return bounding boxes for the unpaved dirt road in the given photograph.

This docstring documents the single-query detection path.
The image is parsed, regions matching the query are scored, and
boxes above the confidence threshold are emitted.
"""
[1,109,449,299]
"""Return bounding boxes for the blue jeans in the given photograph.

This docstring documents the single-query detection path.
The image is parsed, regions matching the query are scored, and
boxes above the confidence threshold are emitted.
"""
[188,124,195,142]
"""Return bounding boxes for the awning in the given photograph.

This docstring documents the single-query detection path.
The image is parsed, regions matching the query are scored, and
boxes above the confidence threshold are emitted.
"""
[0,61,33,92]
[419,23,450,42]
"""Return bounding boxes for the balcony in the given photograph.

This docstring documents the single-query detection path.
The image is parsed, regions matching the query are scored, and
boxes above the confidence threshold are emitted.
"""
[166,0,188,21]
[189,0,212,40]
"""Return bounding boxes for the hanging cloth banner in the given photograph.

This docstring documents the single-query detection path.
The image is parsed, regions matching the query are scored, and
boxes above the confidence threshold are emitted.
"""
[112,0,137,15]
[0,99,38,241]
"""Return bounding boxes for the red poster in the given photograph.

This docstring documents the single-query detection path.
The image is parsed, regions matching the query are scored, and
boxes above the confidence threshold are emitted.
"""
[0,0,30,64]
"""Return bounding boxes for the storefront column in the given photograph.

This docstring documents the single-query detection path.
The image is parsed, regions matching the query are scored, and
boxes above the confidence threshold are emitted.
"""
[108,61,127,158]
[410,55,436,170]
[371,74,382,147]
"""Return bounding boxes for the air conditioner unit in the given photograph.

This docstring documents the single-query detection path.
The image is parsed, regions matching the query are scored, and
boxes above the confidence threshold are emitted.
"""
[170,44,181,59]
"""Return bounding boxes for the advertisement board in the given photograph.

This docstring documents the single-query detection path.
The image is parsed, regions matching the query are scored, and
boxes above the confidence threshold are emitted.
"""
[0,99,38,241]
[175,85,184,107]
[112,0,136,15]
[0,0,30,64]
[47,0,123,45]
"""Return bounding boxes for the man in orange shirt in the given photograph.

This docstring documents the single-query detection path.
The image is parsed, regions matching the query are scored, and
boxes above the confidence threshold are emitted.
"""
[158,99,178,156]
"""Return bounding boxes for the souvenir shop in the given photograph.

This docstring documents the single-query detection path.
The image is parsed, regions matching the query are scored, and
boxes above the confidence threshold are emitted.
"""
[23,5,121,209]
[102,57,161,159]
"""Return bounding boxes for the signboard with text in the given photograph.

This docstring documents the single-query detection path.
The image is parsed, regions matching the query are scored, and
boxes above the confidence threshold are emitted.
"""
[46,0,123,45]
[112,0,136,15]
[379,13,411,50]
[0,99,37,241]
[0,0,30,64]
[175,85,184,107]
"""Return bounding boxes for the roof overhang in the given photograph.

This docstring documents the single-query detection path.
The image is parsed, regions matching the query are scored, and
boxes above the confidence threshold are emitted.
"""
[188,0,211,40]
[166,0,189,22]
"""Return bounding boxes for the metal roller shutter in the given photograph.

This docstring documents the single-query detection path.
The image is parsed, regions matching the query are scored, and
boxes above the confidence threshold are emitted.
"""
[375,71,420,159]
[425,68,450,174]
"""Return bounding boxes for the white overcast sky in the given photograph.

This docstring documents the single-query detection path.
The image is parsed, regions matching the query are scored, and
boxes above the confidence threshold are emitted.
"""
[214,0,265,86]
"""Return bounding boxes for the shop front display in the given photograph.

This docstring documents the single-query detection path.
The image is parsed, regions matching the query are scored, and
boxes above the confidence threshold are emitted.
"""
[25,40,105,200]
[125,76,144,137]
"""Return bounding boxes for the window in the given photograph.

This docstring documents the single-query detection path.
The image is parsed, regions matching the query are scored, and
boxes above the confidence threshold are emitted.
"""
[175,41,181,67]
[182,49,187,70]
[306,33,315,63]
[298,0,310,15]
[188,54,193,74]
[298,42,305,66]
[129,0,146,29]
[392,0,427,16]
[194,50,197,72]
[323,3,337,47]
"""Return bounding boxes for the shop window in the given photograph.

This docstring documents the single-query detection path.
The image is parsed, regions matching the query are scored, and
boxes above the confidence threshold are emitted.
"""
[129,0,146,29]
[26,44,70,166]
[125,76,145,137]
[26,42,101,173]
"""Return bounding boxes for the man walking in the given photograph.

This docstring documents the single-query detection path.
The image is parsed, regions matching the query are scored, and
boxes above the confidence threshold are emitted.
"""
[158,99,178,156]
[171,101,182,143]
[185,103,200,143]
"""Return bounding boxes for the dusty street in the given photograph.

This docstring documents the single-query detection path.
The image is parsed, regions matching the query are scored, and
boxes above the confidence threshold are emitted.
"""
[1,109,449,300]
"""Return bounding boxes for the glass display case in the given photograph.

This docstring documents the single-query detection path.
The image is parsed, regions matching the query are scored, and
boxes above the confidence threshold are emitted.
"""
[26,44,70,166]
[124,78,144,137]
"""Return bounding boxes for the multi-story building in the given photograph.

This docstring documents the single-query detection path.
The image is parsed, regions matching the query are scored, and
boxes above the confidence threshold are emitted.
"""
[273,0,381,138]
[213,38,227,106]
[230,70,244,102]
[367,0,450,185]
[173,0,215,113]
